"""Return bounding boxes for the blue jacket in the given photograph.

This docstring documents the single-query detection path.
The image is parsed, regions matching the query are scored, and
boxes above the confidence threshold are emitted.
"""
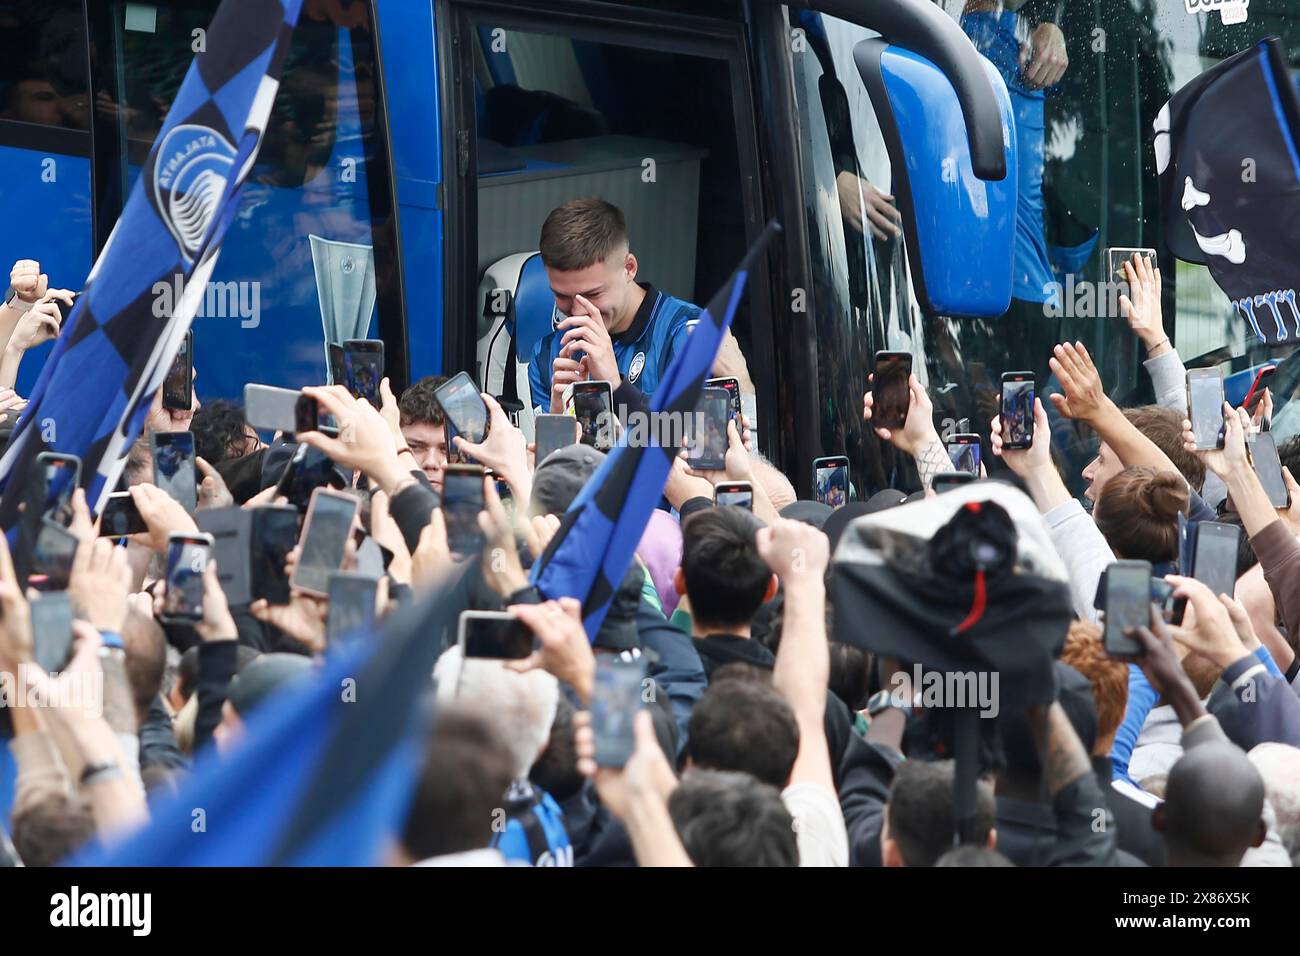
[527,284,701,414]
[491,780,573,867]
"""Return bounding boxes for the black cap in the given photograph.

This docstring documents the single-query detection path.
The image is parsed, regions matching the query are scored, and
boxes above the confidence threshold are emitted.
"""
[227,653,314,718]
[530,444,606,516]
[779,500,833,529]
[823,501,875,553]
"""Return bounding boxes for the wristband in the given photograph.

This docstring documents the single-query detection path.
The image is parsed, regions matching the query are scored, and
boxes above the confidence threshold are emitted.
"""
[507,584,543,607]
[80,761,124,786]
[3,287,33,313]
[1146,337,1170,355]
[98,630,125,650]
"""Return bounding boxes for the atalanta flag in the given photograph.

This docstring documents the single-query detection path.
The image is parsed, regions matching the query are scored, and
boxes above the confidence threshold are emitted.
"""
[72,570,459,866]
[531,222,781,638]
[1154,37,1300,345]
[0,0,303,519]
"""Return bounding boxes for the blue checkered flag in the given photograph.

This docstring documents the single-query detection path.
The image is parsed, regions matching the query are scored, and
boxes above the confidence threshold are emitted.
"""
[0,0,303,520]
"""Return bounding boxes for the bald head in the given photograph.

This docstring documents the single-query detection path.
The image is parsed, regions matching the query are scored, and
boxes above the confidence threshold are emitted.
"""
[1155,742,1265,866]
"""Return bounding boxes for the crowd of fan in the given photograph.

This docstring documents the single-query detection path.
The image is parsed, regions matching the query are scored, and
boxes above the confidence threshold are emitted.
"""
[2,252,1299,869]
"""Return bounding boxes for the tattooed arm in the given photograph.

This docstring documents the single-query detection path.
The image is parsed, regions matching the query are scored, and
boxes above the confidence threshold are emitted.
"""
[1027,699,1119,866]
[1026,701,1092,799]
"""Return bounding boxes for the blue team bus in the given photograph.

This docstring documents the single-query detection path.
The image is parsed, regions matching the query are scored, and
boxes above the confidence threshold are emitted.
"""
[0,0,1296,496]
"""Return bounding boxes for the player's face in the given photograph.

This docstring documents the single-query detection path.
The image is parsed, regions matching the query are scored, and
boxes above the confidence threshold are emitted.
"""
[548,250,637,331]
[402,421,448,491]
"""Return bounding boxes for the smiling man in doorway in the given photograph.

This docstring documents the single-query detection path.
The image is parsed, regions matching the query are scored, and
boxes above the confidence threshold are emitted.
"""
[527,198,703,417]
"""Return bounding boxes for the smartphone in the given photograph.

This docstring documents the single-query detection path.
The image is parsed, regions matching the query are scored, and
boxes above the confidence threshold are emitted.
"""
[1243,365,1277,415]
[572,380,615,452]
[327,343,346,387]
[457,610,534,660]
[151,430,197,513]
[343,338,384,408]
[687,387,730,471]
[591,656,647,768]
[1106,247,1157,285]
[714,481,754,510]
[442,464,486,557]
[872,351,912,431]
[433,371,489,446]
[706,376,743,424]
[244,384,303,434]
[30,518,79,591]
[1000,372,1035,450]
[813,456,850,508]
[31,592,74,674]
[534,414,579,466]
[277,443,344,513]
[290,488,359,597]
[945,433,981,476]
[160,532,212,624]
[326,572,380,647]
[1186,367,1225,451]
[98,491,146,537]
[1248,432,1290,509]
[1103,559,1153,659]
[1192,521,1242,600]
[932,471,978,494]
[162,329,194,411]
[249,504,299,606]
[35,452,80,526]
[196,507,252,606]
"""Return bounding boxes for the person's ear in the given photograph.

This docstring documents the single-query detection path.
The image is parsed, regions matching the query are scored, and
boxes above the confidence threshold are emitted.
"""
[1251,819,1267,848]
[987,827,997,851]
[673,566,687,598]
[625,252,638,283]
[764,573,779,603]
[1151,804,1166,833]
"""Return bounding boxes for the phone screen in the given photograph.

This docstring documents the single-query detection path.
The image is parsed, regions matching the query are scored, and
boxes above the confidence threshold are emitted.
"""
[1189,372,1225,449]
[30,519,78,590]
[293,492,358,595]
[434,372,488,444]
[1193,522,1241,600]
[99,492,146,537]
[162,330,193,411]
[534,414,578,465]
[328,343,346,387]
[687,388,729,471]
[327,573,379,647]
[39,455,79,526]
[344,341,384,407]
[591,657,646,767]
[706,377,742,423]
[281,444,341,513]
[250,506,298,605]
[873,353,912,431]
[932,472,977,493]
[162,537,210,622]
[31,592,74,674]
[442,468,486,557]
[715,485,753,510]
[152,431,197,512]
[1104,561,1151,658]
[1001,376,1035,448]
[946,437,981,476]
[1249,433,1289,508]
[814,458,850,508]
[573,384,614,451]
[459,612,534,659]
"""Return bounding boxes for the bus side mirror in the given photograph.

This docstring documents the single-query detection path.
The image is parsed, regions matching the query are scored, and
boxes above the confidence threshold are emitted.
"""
[855,39,1016,318]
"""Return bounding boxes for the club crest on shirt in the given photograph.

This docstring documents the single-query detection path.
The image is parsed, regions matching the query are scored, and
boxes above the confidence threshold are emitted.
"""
[628,351,646,383]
